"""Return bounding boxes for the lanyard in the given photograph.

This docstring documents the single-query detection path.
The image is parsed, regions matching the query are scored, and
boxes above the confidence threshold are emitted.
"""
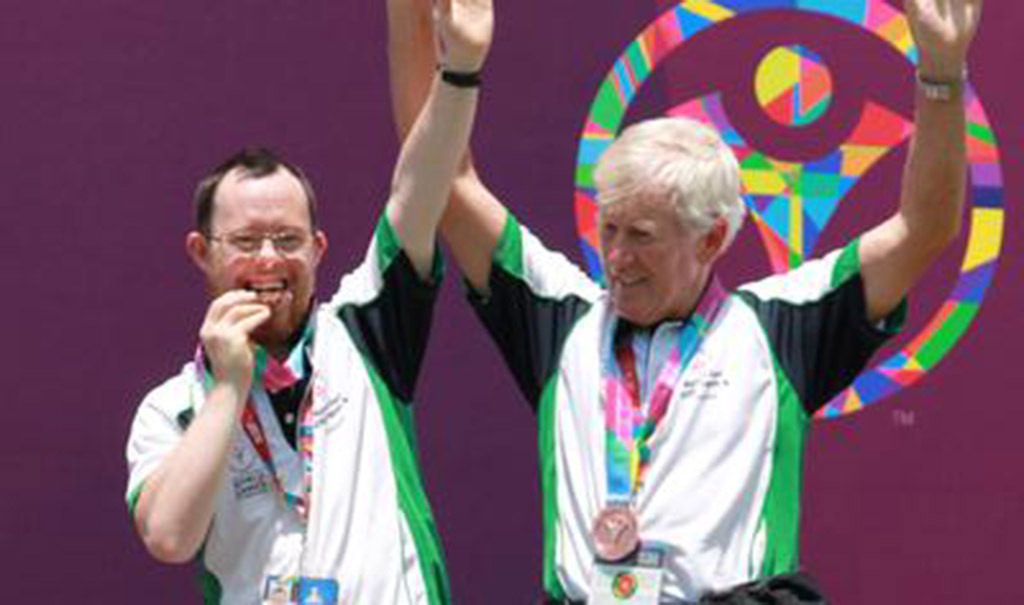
[603,277,727,502]
[238,380,314,522]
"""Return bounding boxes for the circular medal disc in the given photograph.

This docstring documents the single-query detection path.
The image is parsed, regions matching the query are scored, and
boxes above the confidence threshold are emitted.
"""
[592,506,640,561]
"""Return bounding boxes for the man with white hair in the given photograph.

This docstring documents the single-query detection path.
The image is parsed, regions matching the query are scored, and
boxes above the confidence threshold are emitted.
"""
[389,0,980,601]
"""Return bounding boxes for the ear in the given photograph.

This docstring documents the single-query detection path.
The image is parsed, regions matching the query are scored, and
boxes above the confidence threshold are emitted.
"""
[185,231,211,272]
[696,218,728,264]
[311,230,328,267]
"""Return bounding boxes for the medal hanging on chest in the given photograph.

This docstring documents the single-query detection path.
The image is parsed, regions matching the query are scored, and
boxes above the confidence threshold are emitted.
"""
[596,277,727,561]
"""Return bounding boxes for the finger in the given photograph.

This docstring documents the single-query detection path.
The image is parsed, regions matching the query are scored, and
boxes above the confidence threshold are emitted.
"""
[221,302,272,327]
[205,302,264,336]
[432,7,444,64]
[966,0,983,29]
[234,306,273,336]
[435,0,451,21]
[207,290,259,321]
[432,0,449,59]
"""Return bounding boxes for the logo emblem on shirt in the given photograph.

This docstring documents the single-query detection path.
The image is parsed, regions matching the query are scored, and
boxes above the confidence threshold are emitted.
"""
[229,439,258,472]
[230,439,274,501]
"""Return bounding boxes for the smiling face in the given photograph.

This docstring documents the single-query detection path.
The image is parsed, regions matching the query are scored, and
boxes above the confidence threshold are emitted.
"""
[599,194,723,327]
[592,119,746,326]
[187,167,327,353]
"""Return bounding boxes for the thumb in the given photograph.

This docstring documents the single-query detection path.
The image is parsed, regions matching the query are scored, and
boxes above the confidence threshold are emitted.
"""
[434,0,451,22]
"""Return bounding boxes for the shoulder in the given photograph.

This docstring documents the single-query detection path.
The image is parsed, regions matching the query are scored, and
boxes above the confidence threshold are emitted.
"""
[131,363,201,431]
[507,218,602,304]
[736,242,857,306]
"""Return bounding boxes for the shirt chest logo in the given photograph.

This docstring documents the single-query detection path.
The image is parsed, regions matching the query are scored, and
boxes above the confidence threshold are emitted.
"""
[677,351,731,404]
[229,440,274,501]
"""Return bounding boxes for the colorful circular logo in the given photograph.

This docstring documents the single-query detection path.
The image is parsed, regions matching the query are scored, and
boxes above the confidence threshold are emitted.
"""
[573,0,1004,419]
[612,570,639,599]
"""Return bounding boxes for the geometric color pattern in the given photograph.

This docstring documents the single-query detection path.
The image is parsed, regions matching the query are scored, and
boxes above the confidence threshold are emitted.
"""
[669,94,912,272]
[755,45,833,127]
[573,0,1005,420]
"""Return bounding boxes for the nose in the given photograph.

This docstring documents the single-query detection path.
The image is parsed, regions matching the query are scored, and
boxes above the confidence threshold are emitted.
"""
[255,236,282,259]
[603,239,632,275]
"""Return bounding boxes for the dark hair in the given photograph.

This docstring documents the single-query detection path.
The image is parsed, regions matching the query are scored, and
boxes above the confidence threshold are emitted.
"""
[193,148,319,235]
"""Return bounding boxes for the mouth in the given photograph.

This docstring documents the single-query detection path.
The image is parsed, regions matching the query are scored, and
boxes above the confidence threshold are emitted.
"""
[612,276,645,290]
[245,280,291,306]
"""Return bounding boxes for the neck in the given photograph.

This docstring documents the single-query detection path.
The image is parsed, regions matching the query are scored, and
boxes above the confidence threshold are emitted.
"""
[263,342,293,361]
[261,307,313,361]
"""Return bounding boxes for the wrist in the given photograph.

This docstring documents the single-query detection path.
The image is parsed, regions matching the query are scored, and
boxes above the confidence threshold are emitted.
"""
[438,65,482,89]
[916,67,967,102]
[208,378,250,412]
[916,53,967,82]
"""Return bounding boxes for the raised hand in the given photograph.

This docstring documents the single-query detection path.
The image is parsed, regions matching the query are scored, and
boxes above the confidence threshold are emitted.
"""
[905,0,983,79]
[435,0,493,72]
[199,290,271,394]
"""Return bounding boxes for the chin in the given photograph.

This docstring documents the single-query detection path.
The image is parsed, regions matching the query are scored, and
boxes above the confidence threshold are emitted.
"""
[251,329,286,351]
[611,303,653,327]
[253,315,299,348]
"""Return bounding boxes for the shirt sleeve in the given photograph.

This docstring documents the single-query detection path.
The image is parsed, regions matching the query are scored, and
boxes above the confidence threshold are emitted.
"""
[327,213,443,404]
[466,214,601,410]
[124,378,192,515]
[736,239,906,415]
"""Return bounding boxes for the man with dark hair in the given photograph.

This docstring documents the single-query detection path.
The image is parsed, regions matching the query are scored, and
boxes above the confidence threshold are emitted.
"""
[193,149,321,237]
[125,0,493,602]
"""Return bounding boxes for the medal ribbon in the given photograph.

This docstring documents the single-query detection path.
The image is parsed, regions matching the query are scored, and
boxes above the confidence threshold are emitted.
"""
[603,277,727,501]
[194,321,316,523]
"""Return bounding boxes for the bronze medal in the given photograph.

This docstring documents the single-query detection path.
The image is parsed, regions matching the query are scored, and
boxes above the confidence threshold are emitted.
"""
[592,506,640,561]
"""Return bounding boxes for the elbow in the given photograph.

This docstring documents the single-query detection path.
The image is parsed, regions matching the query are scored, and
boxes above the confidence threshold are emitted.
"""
[900,203,964,259]
[944,211,964,246]
[913,223,960,268]
[137,515,201,564]
[928,211,963,255]
[142,531,199,564]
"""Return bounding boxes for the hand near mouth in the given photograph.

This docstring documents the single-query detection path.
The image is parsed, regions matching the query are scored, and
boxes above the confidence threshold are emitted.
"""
[199,289,273,398]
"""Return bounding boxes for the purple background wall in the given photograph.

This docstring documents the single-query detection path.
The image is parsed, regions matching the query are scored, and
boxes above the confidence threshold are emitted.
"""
[2,0,1021,601]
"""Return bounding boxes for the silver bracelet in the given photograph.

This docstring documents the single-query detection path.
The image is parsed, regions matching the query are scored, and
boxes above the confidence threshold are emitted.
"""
[916,68,967,102]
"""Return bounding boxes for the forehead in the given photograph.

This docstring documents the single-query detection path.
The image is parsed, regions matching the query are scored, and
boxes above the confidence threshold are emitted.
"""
[210,168,311,231]
[599,193,678,225]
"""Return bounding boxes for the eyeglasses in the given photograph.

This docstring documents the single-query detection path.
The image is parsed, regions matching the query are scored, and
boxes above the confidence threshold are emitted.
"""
[208,230,312,256]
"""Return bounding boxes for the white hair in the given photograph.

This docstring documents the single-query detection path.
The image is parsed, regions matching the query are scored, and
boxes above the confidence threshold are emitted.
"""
[593,117,746,249]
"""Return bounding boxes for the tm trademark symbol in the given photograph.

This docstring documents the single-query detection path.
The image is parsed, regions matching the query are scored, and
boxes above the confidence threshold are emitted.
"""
[892,409,916,427]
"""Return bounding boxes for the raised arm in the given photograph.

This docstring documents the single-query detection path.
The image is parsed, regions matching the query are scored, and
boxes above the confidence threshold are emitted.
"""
[388,0,507,291]
[858,0,982,322]
[385,0,495,280]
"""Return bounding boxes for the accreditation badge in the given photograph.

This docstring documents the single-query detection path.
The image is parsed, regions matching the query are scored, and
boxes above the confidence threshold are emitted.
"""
[297,577,339,605]
[262,575,299,604]
[589,543,666,605]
